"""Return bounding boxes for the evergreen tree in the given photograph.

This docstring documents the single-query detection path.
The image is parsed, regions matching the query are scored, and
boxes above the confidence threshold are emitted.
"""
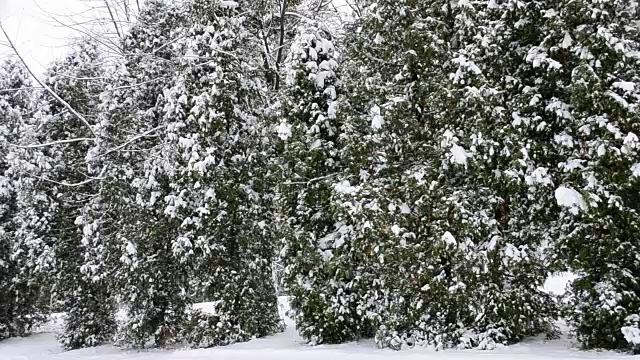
[0,59,43,340]
[328,0,556,349]
[277,22,377,344]
[7,0,639,354]
[95,0,192,347]
[156,0,282,347]
[526,0,640,351]
[9,42,116,350]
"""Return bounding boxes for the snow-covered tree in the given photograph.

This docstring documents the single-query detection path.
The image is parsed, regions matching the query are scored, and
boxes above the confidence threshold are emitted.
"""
[93,0,192,348]
[277,22,377,344]
[527,0,640,351]
[93,0,282,348]
[0,59,43,340]
[10,0,640,353]
[8,42,117,350]
[243,0,343,90]
[328,0,557,349]
[155,0,282,347]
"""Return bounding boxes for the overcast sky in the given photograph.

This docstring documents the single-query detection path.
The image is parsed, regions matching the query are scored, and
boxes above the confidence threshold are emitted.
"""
[1,0,88,74]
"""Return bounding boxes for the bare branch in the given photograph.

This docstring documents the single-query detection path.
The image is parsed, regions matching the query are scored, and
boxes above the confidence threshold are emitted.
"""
[33,1,124,56]
[110,75,170,90]
[88,125,165,161]
[274,0,288,90]
[285,173,339,186]
[54,74,108,81]
[270,10,313,22]
[0,22,98,140]
[38,10,122,55]
[0,87,44,93]
[33,166,106,187]
[10,138,95,149]
[123,0,131,22]
[103,0,123,39]
[343,0,362,18]
[152,35,186,54]
[34,175,97,187]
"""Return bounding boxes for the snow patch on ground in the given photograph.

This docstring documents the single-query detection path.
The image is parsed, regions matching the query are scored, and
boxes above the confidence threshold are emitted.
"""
[2,282,634,360]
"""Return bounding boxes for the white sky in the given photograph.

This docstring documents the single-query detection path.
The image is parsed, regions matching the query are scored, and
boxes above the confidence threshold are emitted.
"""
[0,0,88,75]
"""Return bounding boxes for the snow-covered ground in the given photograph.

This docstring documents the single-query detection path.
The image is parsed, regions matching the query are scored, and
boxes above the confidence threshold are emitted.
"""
[1,274,631,360]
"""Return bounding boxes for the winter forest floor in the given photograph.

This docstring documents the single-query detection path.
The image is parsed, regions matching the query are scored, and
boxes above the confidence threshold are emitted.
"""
[1,274,633,360]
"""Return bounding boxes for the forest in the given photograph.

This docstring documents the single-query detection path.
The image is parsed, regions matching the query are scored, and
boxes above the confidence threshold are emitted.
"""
[0,0,639,355]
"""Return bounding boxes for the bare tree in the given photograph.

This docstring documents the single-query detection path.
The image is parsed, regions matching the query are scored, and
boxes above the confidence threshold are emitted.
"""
[33,0,139,60]
[0,17,166,187]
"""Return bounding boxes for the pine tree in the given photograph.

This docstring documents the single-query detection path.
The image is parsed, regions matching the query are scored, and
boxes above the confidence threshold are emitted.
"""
[526,0,640,351]
[0,59,43,340]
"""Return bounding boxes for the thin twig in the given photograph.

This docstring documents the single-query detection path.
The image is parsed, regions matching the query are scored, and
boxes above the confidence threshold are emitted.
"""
[10,137,95,149]
[123,0,131,22]
[88,125,165,160]
[152,35,186,54]
[285,173,339,186]
[31,164,107,188]
[110,75,169,90]
[33,175,99,188]
[0,87,44,93]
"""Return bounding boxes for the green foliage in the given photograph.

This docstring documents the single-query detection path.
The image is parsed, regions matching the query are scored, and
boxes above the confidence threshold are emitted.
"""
[530,0,640,351]
[277,23,378,344]
[2,0,639,354]
[327,0,559,349]
[0,59,45,340]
